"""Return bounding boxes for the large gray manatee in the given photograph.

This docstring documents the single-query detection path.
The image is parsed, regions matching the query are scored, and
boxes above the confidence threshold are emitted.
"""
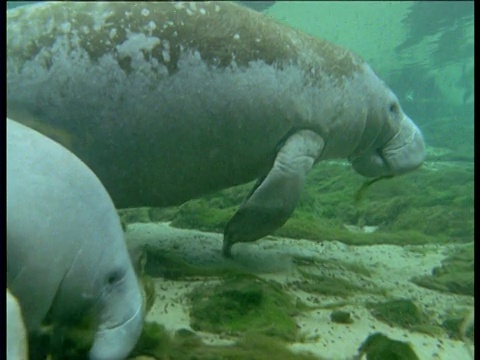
[6,2,425,257]
[7,118,144,359]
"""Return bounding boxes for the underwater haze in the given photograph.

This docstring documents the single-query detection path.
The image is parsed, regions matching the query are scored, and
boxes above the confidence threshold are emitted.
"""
[7,1,474,360]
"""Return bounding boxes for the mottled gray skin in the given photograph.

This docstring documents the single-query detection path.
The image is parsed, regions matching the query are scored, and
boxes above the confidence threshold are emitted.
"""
[7,119,144,360]
[7,2,425,257]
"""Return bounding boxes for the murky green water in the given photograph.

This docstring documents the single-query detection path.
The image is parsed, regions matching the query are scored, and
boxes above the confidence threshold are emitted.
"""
[7,2,474,359]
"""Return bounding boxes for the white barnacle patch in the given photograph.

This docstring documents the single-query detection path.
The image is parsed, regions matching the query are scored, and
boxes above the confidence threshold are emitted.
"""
[173,31,178,37]
[60,22,71,33]
[215,5,221,12]
[199,7,206,15]
[186,8,194,16]
[174,2,185,10]
[255,38,261,43]
[147,21,156,31]
[116,31,161,66]
[164,20,174,28]
[162,39,170,50]
[188,2,197,11]
[80,25,90,34]
[45,17,55,33]
[162,49,170,63]
[141,8,150,17]
[109,28,117,39]
[233,33,240,40]
[93,9,115,32]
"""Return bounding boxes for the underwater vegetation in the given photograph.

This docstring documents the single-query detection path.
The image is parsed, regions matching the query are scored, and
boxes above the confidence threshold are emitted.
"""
[130,322,320,360]
[330,310,353,324]
[397,1,473,64]
[188,274,300,341]
[116,156,474,359]
[356,332,419,360]
[367,299,431,331]
[410,243,474,296]
[120,160,473,248]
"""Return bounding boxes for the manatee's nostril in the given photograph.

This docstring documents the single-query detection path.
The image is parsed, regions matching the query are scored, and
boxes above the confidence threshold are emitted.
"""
[107,269,125,285]
[389,103,399,113]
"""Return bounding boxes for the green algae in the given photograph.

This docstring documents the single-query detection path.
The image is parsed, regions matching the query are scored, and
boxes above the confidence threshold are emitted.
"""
[296,269,385,298]
[28,317,95,360]
[130,322,320,360]
[410,243,474,296]
[367,299,433,331]
[189,274,299,341]
[441,309,475,341]
[292,255,373,277]
[357,332,420,360]
[119,207,152,225]
[126,160,472,248]
[170,199,235,232]
[142,246,249,280]
[354,175,394,204]
[330,310,353,324]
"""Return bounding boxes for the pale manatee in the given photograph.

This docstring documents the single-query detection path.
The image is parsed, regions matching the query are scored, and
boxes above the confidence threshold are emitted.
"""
[7,118,144,359]
[7,289,28,360]
[6,2,425,257]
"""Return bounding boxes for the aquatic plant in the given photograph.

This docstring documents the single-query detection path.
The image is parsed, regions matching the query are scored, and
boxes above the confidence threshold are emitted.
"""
[356,332,419,360]
[367,299,435,332]
[129,160,473,247]
[410,243,474,296]
[189,274,299,341]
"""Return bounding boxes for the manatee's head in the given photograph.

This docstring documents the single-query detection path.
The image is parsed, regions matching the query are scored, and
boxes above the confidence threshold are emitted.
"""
[349,75,425,178]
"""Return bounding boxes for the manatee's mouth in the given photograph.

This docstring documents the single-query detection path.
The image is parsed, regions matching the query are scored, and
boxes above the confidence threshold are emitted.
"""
[349,150,393,178]
[350,117,425,178]
[89,302,144,360]
[96,300,143,332]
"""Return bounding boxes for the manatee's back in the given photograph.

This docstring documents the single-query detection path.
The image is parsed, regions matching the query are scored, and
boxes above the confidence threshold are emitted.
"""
[6,118,123,329]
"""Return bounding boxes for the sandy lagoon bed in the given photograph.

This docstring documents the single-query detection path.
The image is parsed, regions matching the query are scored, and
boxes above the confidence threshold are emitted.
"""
[126,222,474,360]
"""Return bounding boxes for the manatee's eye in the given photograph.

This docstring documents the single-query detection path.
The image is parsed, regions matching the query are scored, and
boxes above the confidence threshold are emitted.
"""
[106,269,125,285]
[389,102,400,114]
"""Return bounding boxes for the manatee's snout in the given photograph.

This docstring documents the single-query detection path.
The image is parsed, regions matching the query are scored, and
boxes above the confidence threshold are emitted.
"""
[89,269,144,360]
[351,115,425,178]
[89,301,143,360]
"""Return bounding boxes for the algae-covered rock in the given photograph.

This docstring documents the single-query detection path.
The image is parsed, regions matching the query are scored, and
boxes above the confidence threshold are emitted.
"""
[330,310,354,324]
[118,207,152,225]
[170,199,235,233]
[410,243,474,296]
[142,246,246,280]
[357,332,419,360]
[129,323,320,360]
[441,308,475,342]
[189,274,299,341]
[148,207,178,222]
[442,317,474,341]
[367,299,431,330]
[296,269,384,298]
[231,332,321,360]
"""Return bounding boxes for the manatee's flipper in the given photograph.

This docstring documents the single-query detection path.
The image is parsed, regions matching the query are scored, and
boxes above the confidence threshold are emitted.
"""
[223,130,324,257]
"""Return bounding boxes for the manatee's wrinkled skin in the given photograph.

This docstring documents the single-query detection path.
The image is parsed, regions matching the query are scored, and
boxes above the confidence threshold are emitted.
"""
[6,2,425,256]
[7,119,144,359]
[7,289,28,360]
